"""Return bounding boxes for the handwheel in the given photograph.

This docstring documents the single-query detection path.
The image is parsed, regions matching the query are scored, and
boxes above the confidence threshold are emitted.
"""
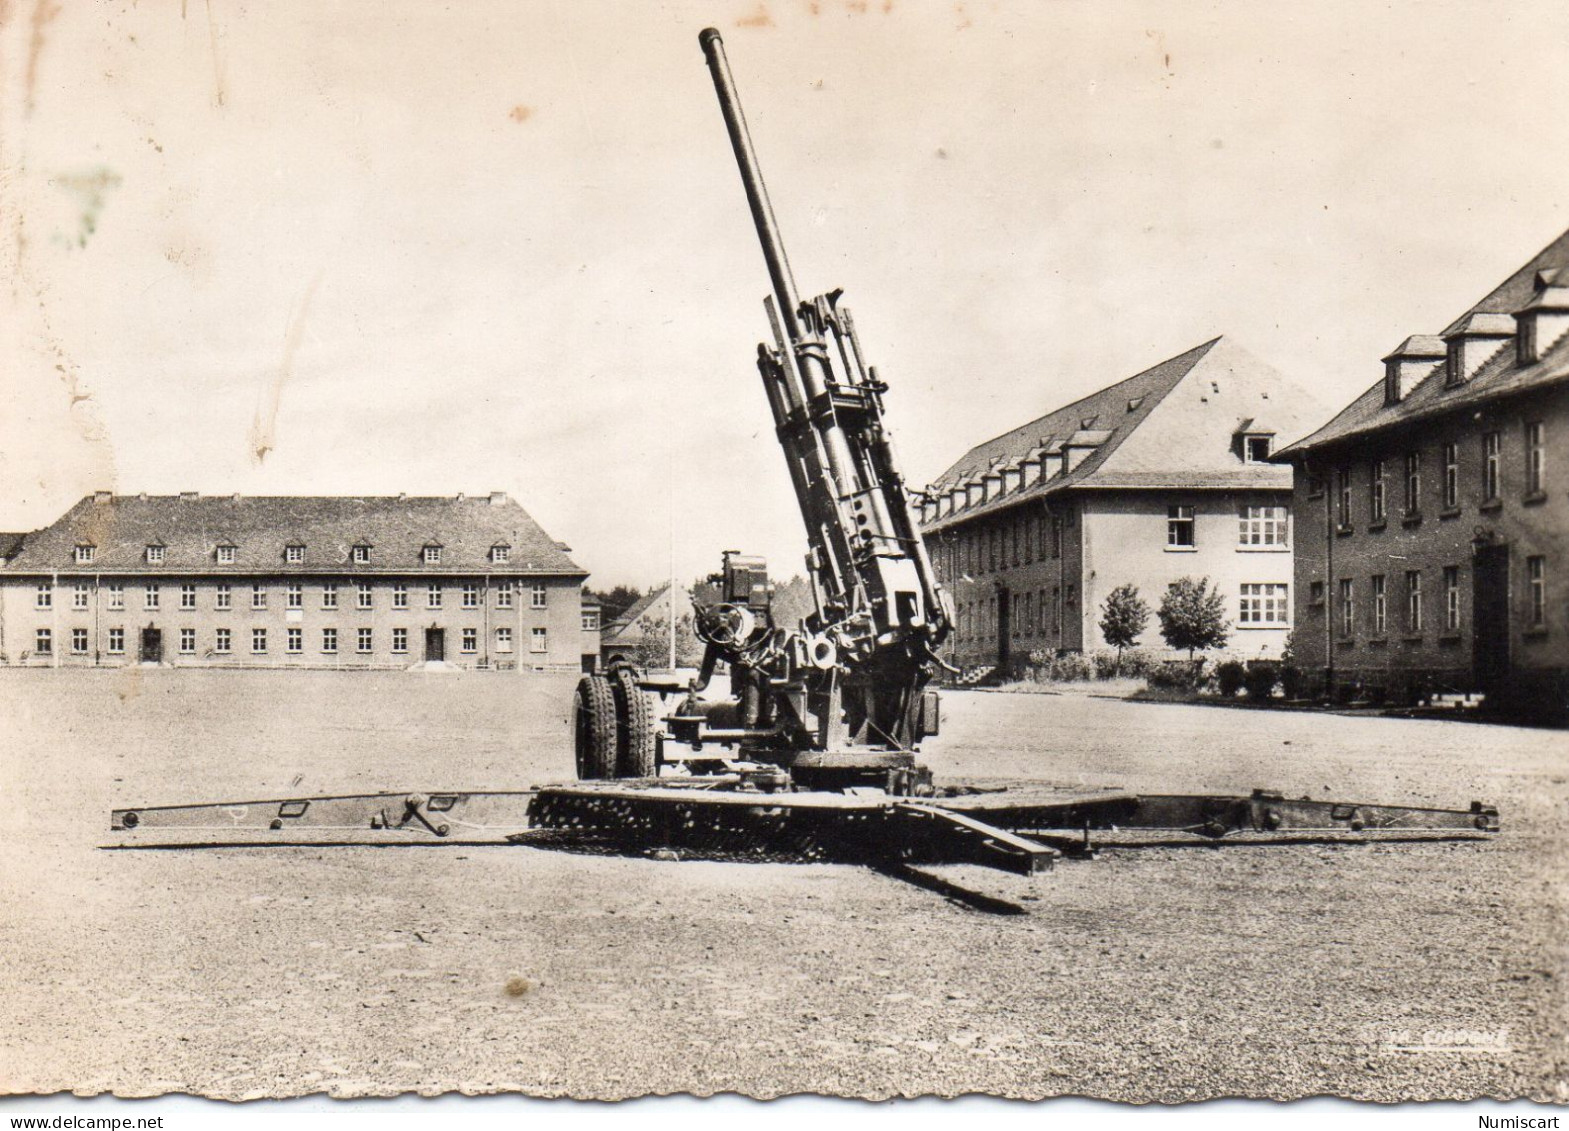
[573,674,619,780]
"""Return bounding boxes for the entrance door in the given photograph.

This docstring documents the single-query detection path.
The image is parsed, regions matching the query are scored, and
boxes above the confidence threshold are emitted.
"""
[140,627,162,663]
[996,587,1011,668]
[1473,543,1510,690]
[424,627,446,662]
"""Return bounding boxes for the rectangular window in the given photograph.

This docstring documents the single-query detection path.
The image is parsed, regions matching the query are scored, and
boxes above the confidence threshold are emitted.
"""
[178,627,195,654]
[1245,435,1273,463]
[496,626,513,653]
[215,583,231,610]
[322,627,337,654]
[1404,452,1421,515]
[357,627,373,653]
[107,627,125,654]
[146,545,165,564]
[1443,442,1459,510]
[491,545,510,564]
[287,583,303,610]
[1238,505,1288,547]
[352,545,372,564]
[108,583,124,610]
[1337,467,1352,528]
[1527,556,1546,628]
[461,627,477,653]
[357,583,373,610]
[496,581,513,609]
[215,628,232,654]
[252,628,267,654]
[216,545,236,564]
[73,627,91,654]
[1052,587,1062,635]
[252,584,267,610]
[287,627,303,654]
[35,583,51,609]
[35,628,51,655]
[427,583,442,609]
[73,583,90,610]
[581,610,598,631]
[1238,583,1289,626]
[462,583,480,609]
[531,583,547,609]
[1339,579,1354,638]
[180,583,197,610]
[393,583,408,610]
[1051,516,1063,559]
[1526,422,1545,495]
[1167,504,1195,547]
[423,546,442,564]
[531,627,548,653]
[1444,566,1461,631]
[1405,570,1422,632]
[1370,460,1386,523]
[286,545,305,564]
[1371,574,1387,636]
[75,544,95,564]
[392,627,408,654]
[1309,580,1325,606]
[322,583,338,609]
[1483,432,1501,500]
[145,586,160,611]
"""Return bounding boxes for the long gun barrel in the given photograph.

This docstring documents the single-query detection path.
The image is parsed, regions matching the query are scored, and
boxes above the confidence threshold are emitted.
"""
[699,29,949,664]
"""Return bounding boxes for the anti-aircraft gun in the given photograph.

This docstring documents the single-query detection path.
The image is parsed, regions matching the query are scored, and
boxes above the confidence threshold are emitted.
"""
[108,30,1499,881]
[571,29,951,795]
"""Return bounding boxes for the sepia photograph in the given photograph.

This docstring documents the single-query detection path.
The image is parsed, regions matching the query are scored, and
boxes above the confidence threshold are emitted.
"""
[0,0,1566,1117]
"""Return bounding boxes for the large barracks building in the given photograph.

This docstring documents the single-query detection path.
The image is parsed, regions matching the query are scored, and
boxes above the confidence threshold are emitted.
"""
[0,492,589,670]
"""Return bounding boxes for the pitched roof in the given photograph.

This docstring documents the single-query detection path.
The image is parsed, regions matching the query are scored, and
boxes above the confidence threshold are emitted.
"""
[600,584,688,645]
[922,337,1329,533]
[1,494,586,576]
[0,533,26,562]
[1279,226,1569,457]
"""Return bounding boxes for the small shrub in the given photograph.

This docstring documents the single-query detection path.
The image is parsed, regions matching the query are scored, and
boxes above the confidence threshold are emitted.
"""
[1280,664,1305,700]
[1215,660,1246,697]
[1242,664,1278,700]
[1148,659,1208,693]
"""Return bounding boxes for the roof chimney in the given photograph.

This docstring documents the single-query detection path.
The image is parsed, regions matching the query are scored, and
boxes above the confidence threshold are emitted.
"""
[179,491,199,502]
[1381,335,1446,404]
[93,490,112,504]
[1515,270,1569,366]
[1443,313,1515,386]
[455,492,465,502]
[489,491,508,506]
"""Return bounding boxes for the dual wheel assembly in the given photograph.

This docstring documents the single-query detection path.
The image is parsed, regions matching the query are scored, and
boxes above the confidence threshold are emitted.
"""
[573,669,657,780]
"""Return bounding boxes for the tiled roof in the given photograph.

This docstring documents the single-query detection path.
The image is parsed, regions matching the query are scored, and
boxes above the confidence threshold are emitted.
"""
[922,336,1321,534]
[1,494,586,576]
[600,584,687,645]
[928,338,1218,491]
[0,533,26,562]
[1279,226,1569,458]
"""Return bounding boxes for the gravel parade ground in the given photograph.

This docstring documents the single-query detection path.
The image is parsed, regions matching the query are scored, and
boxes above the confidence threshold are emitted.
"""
[1,668,1563,1102]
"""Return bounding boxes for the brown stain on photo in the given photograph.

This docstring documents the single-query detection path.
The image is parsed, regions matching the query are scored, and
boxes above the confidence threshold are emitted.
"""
[251,270,324,464]
[508,105,532,124]
[24,0,60,114]
[737,3,772,28]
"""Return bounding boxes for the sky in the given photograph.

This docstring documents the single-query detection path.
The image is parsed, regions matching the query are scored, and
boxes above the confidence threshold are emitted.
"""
[1,0,1566,589]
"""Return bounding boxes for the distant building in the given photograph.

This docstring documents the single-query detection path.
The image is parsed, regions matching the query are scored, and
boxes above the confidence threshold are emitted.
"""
[918,337,1332,671]
[0,492,588,670]
[579,594,602,673]
[598,584,699,668]
[1276,229,1569,705]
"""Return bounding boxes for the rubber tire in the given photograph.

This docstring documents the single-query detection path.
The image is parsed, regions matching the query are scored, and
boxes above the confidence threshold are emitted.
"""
[573,674,618,780]
[611,669,657,779]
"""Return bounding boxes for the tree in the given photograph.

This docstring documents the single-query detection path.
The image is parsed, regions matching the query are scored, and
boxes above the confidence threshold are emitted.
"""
[587,584,642,624]
[1098,583,1149,668]
[1157,576,1230,661]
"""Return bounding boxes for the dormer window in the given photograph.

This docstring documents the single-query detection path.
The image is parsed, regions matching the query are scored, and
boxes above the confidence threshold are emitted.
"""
[145,544,165,564]
[74,544,95,564]
[490,544,511,564]
[1244,436,1273,463]
[285,544,305,564]
[216,544,237,564]
[352,544,372,564]
[423,544,443,565]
